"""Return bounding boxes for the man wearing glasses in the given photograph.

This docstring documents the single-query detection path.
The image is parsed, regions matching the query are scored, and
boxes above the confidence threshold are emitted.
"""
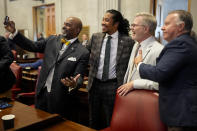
[117,12,163,96]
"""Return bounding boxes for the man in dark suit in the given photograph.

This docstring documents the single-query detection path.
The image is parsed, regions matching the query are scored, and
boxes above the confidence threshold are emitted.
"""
[0,36,15,98]
[5,17,89,121]
[135,10,197,131]
[87,9,134,129]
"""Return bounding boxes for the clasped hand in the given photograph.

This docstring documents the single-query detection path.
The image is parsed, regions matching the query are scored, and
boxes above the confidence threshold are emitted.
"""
[134,50,143,66]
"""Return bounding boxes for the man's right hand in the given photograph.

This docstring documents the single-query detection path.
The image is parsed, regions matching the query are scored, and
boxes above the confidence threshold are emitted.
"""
[4,20,16,34]
[117,81,134,96]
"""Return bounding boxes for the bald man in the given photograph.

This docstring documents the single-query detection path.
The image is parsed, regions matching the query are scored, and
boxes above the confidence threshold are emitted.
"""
[5,17,89,120]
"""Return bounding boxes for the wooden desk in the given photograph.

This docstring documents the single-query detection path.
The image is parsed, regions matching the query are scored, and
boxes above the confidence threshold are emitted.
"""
[21,69,38,92]
[16,58,39,63]
[43,120,97,131]
[0,101,96,131]
[22,69,38,81]
[0,101,61,130]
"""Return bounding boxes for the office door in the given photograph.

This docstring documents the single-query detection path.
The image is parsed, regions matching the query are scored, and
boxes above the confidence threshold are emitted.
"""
[45,5,56,37]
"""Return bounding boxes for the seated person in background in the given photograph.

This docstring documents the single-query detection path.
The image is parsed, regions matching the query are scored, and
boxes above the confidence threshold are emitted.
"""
[81,33,89,47]
[37,32,45,41]
[19,59,43,69]
[117,12,163,96]
[19,33,45,69]
[0,35,16,98]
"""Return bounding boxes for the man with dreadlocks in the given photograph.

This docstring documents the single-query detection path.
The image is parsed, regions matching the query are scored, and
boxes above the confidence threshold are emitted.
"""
[87,9,134,130]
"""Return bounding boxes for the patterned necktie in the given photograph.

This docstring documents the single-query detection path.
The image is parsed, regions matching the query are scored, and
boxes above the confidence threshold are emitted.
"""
[58,38,70,59]
[102,36,112,81]
[126,43,141,83]
[134,44,141,58]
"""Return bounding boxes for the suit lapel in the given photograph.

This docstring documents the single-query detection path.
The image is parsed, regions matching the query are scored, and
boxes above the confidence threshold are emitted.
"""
[56,35,64,51]
[123,43,138,83]
[57,39,78,62]
[142,43,153,61]
[97,33,105,55]
[116,34,124,62]
[95,33,105,66]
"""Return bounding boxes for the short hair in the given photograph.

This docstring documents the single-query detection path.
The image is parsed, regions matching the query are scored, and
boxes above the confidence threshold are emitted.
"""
[39,32,43,37]
[135,12,157,36]
[106,9,130,36]
[168,10,193,32]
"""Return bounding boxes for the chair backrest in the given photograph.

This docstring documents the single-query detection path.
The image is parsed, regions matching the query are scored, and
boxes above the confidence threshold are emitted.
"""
[11,50,17,60]
[10,62,22,88]
[36,53,44,59]
[109,90,167,131]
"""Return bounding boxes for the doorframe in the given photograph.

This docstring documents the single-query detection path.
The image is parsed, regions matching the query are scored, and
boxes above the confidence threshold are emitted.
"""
[150,0,191,15]
[32,3,55,40]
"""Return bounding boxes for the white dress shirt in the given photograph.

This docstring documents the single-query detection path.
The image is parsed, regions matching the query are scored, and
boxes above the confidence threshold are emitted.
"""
[96,31,119,80]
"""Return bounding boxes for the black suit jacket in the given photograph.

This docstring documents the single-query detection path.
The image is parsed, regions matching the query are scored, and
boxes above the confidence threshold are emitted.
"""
[87,32,134,91]
[0,36,15,93]
[139,33,197,126]
[12,33,89,114]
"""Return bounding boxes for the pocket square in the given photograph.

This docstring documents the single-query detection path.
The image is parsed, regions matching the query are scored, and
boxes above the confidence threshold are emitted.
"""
[68,57,76,61]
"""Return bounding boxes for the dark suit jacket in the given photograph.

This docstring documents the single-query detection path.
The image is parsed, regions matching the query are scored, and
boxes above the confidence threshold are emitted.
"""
[87,32,134,91]
[12,33,89,114]
[139,33,197,126]
[0,36,15,93]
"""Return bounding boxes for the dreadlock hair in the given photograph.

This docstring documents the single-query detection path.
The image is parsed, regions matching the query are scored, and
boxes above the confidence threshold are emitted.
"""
[106,9,130,36]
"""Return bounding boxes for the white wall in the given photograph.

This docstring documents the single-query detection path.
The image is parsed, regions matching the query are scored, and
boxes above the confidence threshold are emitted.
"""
[1,0,196,39]
[120,0,150,25]
[0,0,6,36]
[191,0,197,33]
[59,0,98,36]
[6,0,42,39]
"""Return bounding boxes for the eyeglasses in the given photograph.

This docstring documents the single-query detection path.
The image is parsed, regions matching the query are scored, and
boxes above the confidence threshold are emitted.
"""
[130,24,145,28]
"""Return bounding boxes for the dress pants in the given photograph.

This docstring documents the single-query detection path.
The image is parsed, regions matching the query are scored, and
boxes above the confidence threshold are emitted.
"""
[35,87,53,113]
[35,87,79,122]
[89,78,118,130]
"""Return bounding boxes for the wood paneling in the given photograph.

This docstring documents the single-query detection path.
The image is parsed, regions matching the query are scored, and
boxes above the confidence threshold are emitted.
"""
[45,5,56,37]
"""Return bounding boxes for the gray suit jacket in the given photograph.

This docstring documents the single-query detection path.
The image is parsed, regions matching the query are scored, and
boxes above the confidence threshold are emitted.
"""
[12,33,89,113]
[124,36,163,90]
[87,32,134,91]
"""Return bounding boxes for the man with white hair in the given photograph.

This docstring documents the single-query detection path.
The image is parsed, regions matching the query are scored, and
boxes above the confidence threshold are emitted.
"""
[118,12,163,96]
[136,10,197,131]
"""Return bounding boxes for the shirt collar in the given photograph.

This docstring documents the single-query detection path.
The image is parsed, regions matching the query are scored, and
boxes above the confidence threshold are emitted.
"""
[139,36,155,50]
[67,37,78,44]
[106,31,119,39]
